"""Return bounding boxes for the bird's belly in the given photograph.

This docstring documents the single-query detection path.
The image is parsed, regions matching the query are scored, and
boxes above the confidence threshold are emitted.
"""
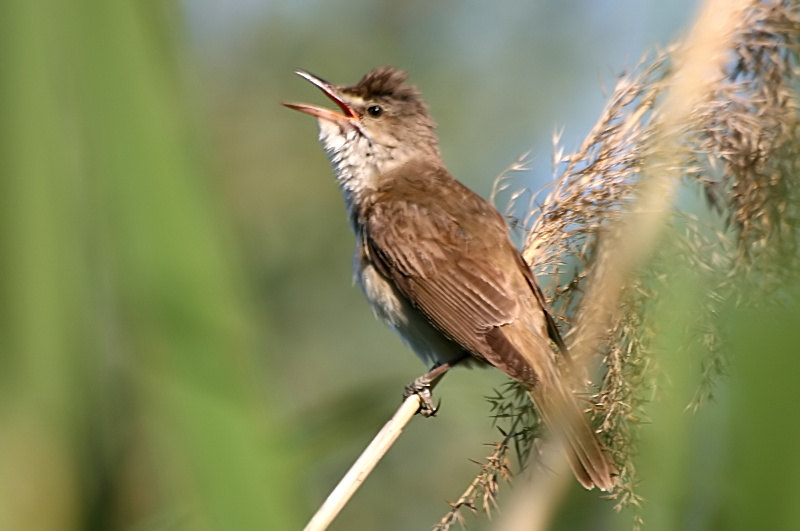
[356,259,468,368]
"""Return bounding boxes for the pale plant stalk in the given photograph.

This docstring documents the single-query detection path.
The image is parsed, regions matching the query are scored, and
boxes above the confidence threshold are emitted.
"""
[303,395,421,531]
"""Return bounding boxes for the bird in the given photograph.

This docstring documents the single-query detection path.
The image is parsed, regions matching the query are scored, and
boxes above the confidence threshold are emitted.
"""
[283,66,614,491]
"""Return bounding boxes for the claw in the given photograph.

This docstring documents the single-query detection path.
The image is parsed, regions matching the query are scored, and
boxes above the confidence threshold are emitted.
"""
[402,356,470,418]
[404,377,438,417]
[428,398,442,417]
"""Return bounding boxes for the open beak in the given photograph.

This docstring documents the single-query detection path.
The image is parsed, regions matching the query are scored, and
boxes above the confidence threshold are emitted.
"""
[282,70,359,126]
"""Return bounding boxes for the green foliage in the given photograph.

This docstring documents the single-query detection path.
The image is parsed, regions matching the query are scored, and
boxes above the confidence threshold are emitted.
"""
[0,1,298,529]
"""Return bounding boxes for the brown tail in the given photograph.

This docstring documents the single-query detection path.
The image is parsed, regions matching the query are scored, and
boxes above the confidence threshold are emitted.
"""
[529,382,615,491]
[483,318,614,490]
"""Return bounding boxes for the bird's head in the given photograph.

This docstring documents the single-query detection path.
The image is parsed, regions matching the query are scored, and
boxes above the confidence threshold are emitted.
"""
[283,67,441,195]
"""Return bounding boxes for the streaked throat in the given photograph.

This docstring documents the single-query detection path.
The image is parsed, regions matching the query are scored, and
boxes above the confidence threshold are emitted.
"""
[317,119,381,208]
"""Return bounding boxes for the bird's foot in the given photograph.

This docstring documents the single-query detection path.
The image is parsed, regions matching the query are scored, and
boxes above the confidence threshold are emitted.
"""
[403,376,439,417]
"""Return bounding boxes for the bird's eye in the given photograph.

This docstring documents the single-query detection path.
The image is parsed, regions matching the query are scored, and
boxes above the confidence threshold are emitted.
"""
[367,105,383,117]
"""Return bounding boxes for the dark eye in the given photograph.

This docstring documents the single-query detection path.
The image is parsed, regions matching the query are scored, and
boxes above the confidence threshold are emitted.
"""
[367,105,383,117]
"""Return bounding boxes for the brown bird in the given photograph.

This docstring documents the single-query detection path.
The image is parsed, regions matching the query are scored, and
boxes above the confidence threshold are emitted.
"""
[283,67,614,491]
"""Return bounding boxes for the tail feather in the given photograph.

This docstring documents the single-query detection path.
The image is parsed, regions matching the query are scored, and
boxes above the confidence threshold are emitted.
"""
[484,319,615,490]
[530,384,615,491]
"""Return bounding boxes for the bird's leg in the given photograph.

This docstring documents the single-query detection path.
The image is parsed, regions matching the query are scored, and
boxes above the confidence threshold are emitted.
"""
[404,353,471,417]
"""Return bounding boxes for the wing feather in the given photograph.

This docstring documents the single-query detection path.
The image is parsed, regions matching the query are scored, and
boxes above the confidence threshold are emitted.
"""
[363,193,522,362]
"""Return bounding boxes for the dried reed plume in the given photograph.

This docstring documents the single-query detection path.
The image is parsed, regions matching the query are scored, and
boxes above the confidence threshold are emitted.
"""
[437,1,800,529]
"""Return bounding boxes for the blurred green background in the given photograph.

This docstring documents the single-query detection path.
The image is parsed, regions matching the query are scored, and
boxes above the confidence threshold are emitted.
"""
[3,1,799,530]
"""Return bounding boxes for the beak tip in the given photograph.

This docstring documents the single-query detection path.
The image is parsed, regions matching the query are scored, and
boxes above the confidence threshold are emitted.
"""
[282,102,304,113]
[294,69,331,89]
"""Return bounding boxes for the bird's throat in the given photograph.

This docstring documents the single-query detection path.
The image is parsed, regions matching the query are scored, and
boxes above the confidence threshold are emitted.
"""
[317,119,383,208]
